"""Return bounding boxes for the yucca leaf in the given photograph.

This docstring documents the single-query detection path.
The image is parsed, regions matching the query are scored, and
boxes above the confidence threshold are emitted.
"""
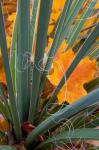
[90,47,99,59]
[73,39,85,53]
[49,0,72,39]
[30,0,40,53]
[0,2,22,140]
[38,128,99,148]
[84,77,99,92]
[0,100,9,120]
[81,36,98,56]
[73,24,98,54]
[10,5,19,89]
[64,106,97,129]
[0,83,12,122]
[85,118,99,128]
[47,23,99,106]
[67,0,97,47]
[58,0,86,46]
[39,0,71,93]
[0,146,15,150]
[29,0,53,123]
[16,0,30,122]
[10,0,38,89]
[0,131,5,137]
[28,1,40,118]
[39,0,86,93]
[26,88,99,145]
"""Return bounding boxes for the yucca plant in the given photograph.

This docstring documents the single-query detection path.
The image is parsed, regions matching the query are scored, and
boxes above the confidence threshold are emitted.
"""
[0,0,99,149]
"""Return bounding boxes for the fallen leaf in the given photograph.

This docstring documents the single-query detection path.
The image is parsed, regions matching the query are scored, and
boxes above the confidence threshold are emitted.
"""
[48,45,96,104]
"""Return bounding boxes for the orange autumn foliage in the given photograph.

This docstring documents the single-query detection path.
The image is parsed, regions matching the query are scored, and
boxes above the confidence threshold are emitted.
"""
[0,114,10,132]
[0,58,6,84]
[48,0,65,35]
[2,0,17,15]
[48,46,96,104]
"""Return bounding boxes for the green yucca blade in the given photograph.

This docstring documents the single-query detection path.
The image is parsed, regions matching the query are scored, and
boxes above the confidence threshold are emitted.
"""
[84,77,99,92]
[0,131,5,137]
[0,83,12,122]
[46,23,99,107]
[59,103,98,130]
[0,0,98,148]
[30,0,40,53]
[86,118,99,128]
[16,0,30,122]
[10,0,40,89]
[73,39,85,53]
[39,0,85,93]
[29,0,53,123]
[59,0,86,44]
[90,47,99,59]
[10,0,40,88]
[0,146,15,150]
[0,2,22,140]
[64,106,97,129]
[51,0,77,38]
[85,38,98,56]
[73,31,98,56]
[39,128,99,148]
[26,88,99,145]
[57,0,82,41]
[48,0,73,39]
[0,100,9,120]
[10,5,19,90]
[67,0,97,47]
[39,0,72,93]
[10,6,19,90]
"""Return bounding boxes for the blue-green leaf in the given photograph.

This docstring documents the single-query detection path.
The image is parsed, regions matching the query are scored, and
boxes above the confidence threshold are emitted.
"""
[39,128,99,148]
[29,0,53,123]
[26,88,99,145]
[0,2,22,140]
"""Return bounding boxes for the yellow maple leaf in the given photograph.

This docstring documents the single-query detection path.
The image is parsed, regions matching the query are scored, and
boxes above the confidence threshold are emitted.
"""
[48,45,96,104]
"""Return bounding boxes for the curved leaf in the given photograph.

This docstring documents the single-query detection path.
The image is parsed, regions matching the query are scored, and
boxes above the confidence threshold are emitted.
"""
[39,128,99,148]
[26,88,99,145]
[0,146,15,150]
